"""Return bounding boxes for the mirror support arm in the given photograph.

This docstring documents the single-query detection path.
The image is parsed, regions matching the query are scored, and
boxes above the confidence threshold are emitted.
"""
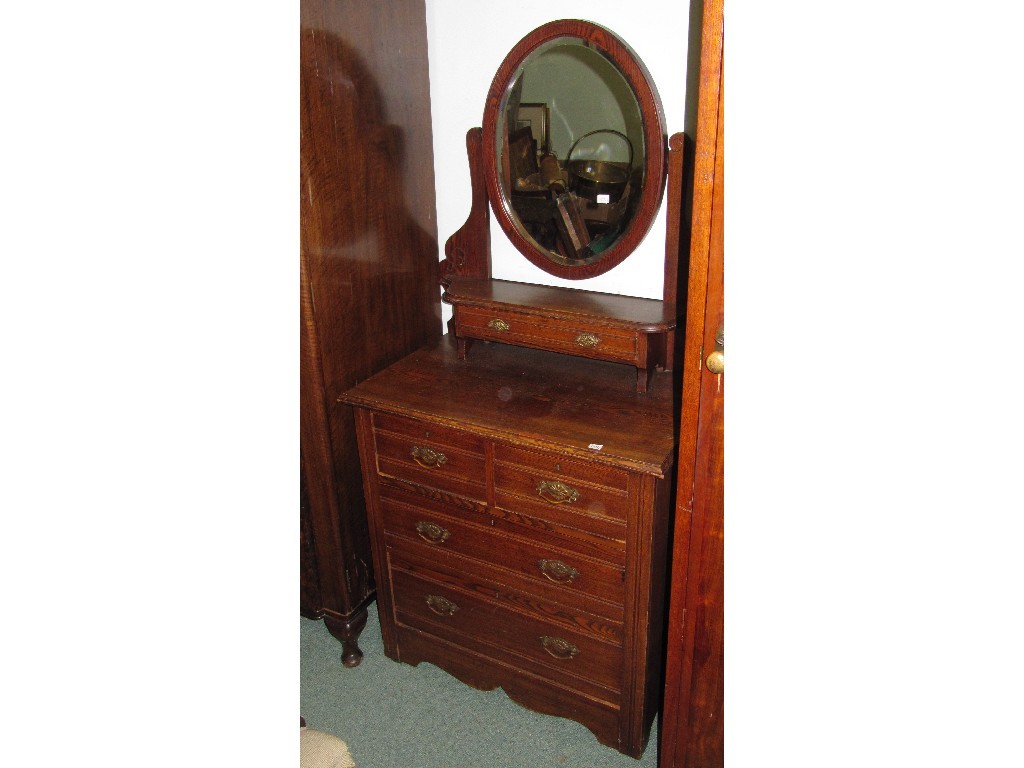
[440,128,491,287]
[663,132,689,370]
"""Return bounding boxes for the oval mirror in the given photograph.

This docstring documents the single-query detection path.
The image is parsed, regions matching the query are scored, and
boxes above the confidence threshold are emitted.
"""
[482,20,666,280]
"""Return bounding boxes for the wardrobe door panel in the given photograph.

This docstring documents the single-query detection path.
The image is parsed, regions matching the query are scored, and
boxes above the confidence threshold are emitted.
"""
[299,0,442,666]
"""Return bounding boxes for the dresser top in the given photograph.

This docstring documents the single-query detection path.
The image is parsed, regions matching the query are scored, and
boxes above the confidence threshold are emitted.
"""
[341,336,677,476]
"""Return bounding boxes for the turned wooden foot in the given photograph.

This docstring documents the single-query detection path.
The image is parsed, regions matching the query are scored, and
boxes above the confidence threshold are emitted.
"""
[324,609,369,668]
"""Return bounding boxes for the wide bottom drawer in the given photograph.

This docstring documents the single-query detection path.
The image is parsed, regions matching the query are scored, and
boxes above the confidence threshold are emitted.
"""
[389,562,623,695]
[390,626,630,755]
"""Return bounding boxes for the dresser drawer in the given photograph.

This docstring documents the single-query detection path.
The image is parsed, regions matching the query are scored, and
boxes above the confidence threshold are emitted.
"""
[390,565,624,694]
[494,444,630,523]
[456,306,639,365]
[379,491,626,607]
[371,413,486,501]
[389,546,624,645]
[380,481,626,567]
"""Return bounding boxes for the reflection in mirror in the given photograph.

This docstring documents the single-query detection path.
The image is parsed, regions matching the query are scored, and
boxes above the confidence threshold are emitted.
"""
[498,37,647,267]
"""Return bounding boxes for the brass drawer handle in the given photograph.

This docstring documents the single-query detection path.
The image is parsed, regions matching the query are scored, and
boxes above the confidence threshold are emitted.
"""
[538,559,579,584]
[487,318,511,332]
[536,480,579,504]
[410,445,447,468]
[540,635,580,660]
[574,332,601,348]
[426,594,459,617]
[415,520,451,545]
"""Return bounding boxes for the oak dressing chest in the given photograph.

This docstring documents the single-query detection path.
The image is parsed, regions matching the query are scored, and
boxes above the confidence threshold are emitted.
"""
[342,338,675,756]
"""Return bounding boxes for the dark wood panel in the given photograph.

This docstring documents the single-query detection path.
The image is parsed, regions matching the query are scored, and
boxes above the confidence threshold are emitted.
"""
[300,0,442,402]
[299,0,442,666]
[299,457,322,617]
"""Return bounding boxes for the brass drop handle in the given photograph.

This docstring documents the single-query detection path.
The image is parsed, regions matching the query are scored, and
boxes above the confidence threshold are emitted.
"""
[426,595,459,617]
[540,636,580,660]
[705,324,724,374]
[536,480,579,504]
[487,318,511,332]
[574,332,600,348]
[415,521,451,544]
[411,445,447,468]
[538,559,579,584]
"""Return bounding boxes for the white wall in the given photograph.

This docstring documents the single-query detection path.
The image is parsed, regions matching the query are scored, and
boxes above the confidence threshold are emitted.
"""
[425,1,689,326]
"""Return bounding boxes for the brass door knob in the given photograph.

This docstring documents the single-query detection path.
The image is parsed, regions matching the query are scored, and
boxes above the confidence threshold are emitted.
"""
[705,324,724,373]
[705,350,724,374]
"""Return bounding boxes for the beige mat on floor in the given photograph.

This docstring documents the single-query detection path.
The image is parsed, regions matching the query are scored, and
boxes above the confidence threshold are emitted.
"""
[300,727,356,768]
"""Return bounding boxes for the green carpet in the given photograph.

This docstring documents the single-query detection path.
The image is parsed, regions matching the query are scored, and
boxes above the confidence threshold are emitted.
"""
[300,602,660,767]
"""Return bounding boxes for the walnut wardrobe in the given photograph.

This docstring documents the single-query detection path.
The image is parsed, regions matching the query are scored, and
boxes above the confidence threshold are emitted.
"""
[299,0,442,666]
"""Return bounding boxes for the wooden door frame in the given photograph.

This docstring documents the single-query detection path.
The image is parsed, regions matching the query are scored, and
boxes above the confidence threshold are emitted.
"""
[659,0,724,764]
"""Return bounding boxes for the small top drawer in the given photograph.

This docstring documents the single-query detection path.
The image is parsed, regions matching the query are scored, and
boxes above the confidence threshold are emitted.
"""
[372,412,486,501]
[456,306,639,364]
[493,444,631,523]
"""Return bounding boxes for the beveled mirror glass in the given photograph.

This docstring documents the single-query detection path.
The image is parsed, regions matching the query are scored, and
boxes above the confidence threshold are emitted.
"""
[482,20,666,280]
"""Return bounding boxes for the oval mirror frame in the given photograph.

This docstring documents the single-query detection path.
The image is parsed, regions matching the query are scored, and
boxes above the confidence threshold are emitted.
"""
[481,19,667,280]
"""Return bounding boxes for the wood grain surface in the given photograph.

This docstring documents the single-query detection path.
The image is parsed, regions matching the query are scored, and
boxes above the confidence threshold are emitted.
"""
[342,336,676,476]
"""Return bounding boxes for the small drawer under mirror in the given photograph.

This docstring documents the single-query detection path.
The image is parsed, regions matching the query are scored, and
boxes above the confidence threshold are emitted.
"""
[443,277,676,393]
